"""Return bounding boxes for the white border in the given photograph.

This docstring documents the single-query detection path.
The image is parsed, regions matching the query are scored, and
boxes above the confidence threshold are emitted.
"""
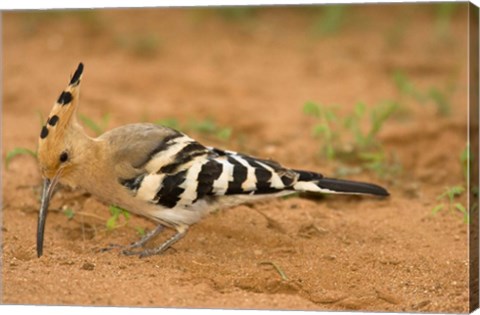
[0,0,478,10]
[1,1,478,315]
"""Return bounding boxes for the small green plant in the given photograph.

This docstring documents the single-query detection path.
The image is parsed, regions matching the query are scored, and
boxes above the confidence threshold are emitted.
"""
[63,208,75,220]
[303,101,338,159]
[106,205,131,231]
[392,70,453,117]
[79,113,110,136]
[5,147,37,169]
[304,101,397,157]
[432,186,468,223]
[303,101,400,180]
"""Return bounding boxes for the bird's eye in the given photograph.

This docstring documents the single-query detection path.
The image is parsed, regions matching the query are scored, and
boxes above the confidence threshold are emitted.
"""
[59,151,69,163]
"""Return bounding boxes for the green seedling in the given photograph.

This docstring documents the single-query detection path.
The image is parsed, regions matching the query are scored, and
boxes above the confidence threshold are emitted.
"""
[392,70,452,117]
[303,101,338,159]
[432,186,468,223]
[63,208,75,220]
[79,113,110,136]
[106,205,131,231]
[5,147,37,169]
[304,100,399,180]
[304,101,397,158]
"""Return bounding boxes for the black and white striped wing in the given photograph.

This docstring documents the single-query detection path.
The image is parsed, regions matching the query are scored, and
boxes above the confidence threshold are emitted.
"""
[120,134,298,210]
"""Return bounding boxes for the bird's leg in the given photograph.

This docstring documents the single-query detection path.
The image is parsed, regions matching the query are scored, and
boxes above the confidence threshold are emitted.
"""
[99,224,165,252]
[122,228,188,258]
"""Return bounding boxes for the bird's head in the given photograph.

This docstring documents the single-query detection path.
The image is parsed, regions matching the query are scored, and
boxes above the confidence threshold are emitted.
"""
[36,62,84,257]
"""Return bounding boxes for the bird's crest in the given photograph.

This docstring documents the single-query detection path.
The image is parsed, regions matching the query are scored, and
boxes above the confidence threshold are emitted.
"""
[39,62,83,142]
[37,63,84,177]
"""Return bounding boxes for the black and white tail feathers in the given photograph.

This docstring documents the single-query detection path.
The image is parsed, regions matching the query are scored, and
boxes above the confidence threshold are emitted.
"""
[292,169,389,196]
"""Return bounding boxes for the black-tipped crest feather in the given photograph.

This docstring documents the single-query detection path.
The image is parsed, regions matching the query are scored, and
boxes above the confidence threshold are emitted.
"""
[69,62,84,86]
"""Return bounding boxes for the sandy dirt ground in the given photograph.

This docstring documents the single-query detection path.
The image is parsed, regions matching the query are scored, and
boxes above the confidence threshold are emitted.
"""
[1,4,473,312]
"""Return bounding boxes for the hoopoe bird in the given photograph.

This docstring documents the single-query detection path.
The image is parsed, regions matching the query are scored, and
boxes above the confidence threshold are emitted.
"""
[37,63,389,258]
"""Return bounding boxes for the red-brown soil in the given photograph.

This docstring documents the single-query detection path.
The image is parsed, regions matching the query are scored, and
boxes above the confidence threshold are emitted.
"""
[1,4,472,312]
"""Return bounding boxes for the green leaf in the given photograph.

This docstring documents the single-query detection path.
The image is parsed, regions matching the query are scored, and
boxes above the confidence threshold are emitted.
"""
[454,202,466,214]
[432,204,445,214]
[63,208,75,220]
[122,209,131,220]
[303,102,321,117]
[5,147,37,169]
[454,203,469,223]
[448,186,465,198]
[437,186,465,202]
[216,128,232,141]
[324,109,337,122]
[109,205,121,216]
[107,205,130,230]
[313,124,328,137]
[106,216,117,230]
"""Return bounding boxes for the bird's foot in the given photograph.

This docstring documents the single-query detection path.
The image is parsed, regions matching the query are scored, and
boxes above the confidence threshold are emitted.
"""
[98,224,165,254]
[122,230,187,258]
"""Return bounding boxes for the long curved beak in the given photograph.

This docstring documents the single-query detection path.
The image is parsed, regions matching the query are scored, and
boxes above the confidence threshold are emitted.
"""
[37,175,60,257]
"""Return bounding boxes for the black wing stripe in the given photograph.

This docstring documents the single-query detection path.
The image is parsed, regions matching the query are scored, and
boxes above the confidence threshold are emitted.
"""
[135,132,183,168]
[226,155,248,194]
[119,174,146,194]
[243,156,286,195]
[160,141,208,173]
[156,170,187,208]
[195,159,224,200]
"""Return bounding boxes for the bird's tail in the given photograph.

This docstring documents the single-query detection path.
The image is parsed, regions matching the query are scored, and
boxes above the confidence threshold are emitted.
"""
[291,170,389,197]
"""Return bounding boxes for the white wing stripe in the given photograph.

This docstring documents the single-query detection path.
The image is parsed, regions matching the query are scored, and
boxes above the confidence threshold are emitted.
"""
[137,174,165,202]
[255,161,285,189]
[145,136,194,173]
[231,155,257,191]
[212,158,234,195]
